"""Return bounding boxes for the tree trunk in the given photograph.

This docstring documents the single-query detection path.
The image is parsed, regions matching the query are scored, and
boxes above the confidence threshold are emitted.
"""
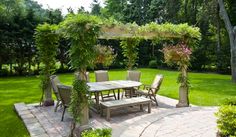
[152,44,155,58]
[28,60,31,74]
[10,63,13,75]
[184,0,189,22]
[37,62,40,72]
[218,0,236,82]
[216,4,222,71]
[216,4,221,54]
[60,61,64,69]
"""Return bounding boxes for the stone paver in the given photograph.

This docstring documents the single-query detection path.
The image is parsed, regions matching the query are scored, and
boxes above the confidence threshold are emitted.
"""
[14,95,218,137]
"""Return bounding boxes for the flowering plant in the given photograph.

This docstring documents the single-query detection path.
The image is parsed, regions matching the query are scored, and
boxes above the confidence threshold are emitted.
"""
[95,44,117,67]
[162,43,192,67]
[162,43,192,107]
[162,43,192,84]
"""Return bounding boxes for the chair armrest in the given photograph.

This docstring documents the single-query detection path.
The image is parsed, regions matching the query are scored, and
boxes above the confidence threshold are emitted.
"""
[143,84,151,89]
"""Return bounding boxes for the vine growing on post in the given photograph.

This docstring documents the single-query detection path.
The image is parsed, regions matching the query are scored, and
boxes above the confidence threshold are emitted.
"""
[161,43,192,107]
[35,23,59,106]
[59,13,101,136]
[120,38,140,70]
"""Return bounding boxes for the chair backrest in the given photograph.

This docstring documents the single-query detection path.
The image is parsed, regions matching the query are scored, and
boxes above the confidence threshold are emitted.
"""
[95,70,109,82]
[151,74,164,94]
[57,84,72,106]
[75,72,90,82]
[126,71,141,82]
[50,75,61,98]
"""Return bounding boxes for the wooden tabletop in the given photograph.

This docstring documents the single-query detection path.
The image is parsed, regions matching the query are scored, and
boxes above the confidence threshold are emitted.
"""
[87,80,142,92]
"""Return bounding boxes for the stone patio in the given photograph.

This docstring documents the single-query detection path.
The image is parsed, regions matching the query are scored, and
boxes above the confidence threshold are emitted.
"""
[14,95,218,137]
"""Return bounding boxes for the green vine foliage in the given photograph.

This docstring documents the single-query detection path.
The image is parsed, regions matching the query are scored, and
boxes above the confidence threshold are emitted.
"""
[100,22,201,45]
[69,78,89,123]
[82,128,112,137]
[59,13,101,125]
[59,14,101,70]
[120,38,140,70]
[161,43,192,88]
[35,23,59,91]
[138,23,201,44]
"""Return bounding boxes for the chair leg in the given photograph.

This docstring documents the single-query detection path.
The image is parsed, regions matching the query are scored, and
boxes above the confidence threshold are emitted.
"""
[54,100,60,112]
[152,95,158,106]
[112,90,117,100]
[61,106,66,121]
[100,92,104,102]
[107,90,110,96]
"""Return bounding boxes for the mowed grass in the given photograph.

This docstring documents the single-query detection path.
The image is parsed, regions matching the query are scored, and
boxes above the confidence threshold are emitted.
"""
[0,68,236,136]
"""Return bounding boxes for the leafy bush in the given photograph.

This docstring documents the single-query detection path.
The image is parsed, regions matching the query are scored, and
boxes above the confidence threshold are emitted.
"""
[222,97,236,106]
[95,44,117,68]
[82,128,112,137]
[0,69,9,76]
[148,60,158,68]
[216,98,236,137]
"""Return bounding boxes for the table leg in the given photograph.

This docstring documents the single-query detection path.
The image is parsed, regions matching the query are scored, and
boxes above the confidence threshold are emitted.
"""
[106,108,110,121]
[118,89,120,100]
[130,88,133,98]
[140,104,143,111]
[95,92,100,111]
[148,102,151,113]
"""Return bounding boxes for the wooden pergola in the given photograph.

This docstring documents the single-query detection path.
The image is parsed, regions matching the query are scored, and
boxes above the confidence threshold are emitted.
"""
[99,22,201,43]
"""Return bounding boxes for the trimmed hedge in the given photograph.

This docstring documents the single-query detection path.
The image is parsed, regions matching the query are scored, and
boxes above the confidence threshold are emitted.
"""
[82,128,112,137]
[216,98,236,137]
[148,60,158,68]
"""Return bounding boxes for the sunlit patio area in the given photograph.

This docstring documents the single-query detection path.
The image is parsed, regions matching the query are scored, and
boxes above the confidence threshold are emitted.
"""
[15,95,217,137]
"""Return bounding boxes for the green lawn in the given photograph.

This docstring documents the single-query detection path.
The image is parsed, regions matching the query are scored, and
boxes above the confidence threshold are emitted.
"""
[0,68,236,136]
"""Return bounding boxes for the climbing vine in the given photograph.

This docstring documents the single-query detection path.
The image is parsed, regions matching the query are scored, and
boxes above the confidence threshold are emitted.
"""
[161,42,192,106]
[59,13,101,134]
[35,23,59,105]
[120,38,140,70]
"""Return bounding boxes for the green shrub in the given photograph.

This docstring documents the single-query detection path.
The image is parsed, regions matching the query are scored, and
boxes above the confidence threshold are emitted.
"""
[82,128,112,137]
[0,69,9,76]
[148,60,157,68]
[216,105,236,137]
[223,97,236,106]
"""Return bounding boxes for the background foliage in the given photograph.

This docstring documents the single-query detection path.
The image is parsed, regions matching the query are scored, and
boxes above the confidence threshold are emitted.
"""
[216,98,236,137]
[0,0,235,76]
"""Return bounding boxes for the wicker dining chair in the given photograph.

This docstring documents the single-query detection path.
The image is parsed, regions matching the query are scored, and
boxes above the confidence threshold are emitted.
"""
[95,70,116,101]
[57,84,72,121]
[50,75,62,112]
[136,74,164,106]
[123,70,141,98]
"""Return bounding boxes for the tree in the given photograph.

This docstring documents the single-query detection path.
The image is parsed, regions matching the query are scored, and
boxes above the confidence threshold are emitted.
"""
[35,23,59,106]
[91,0,101,15]
[218,0,236,82]
[101,0,126,21]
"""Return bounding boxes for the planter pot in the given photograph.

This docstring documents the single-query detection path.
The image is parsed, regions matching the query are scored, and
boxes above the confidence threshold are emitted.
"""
[176,86,189,107]
[73,125,92,137]
[43,85,54,106]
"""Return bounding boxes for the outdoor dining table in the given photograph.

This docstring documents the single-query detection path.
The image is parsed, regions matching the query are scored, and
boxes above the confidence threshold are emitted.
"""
[87,80,142,112]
